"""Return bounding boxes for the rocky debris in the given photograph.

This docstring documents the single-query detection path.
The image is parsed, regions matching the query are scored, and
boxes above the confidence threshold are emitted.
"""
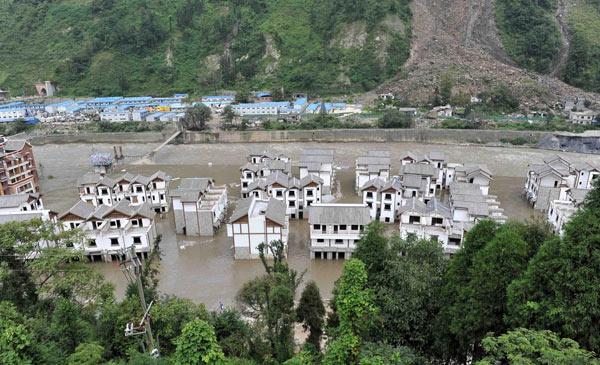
[372,0,600,107]
[539,133,600,154]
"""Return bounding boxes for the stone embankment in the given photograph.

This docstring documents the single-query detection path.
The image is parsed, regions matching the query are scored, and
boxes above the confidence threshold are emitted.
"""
[23,129,600,155]
[183,129,549,145]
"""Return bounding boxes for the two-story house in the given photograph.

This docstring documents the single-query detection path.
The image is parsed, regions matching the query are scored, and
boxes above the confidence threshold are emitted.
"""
[59,199,158,262]
[171,178,228,236]
[308,203,371,260]
[355,150,391,192]
[227,197,289,259]
[299,148,335,194]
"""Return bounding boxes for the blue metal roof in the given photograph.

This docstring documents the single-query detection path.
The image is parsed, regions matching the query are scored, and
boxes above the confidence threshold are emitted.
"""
[0,107,26,112]
[0,102,24,109]
[174,93,188,98]
[257,92,271,98]
[293,98,307,106]
[332,103,346,107]
[100,111,129,115]
[232,102,289,108]
[306,103,320,111]
[203,95,235,100]
[148,112,164,118]
[88,97,123,103]
[120,96,152,102]
[160,112,175,118]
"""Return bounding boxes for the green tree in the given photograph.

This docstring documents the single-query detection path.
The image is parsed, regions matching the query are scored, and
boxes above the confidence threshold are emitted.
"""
[210,308,251,358]
[67,343,105,365]
[174,319,225,365]
[48,298,93,356]
[236,240,301,362]
[507,180,600,353]
[358,342,427,365]
[221,105,236,130]
[150,297,209,356]
[296,281,326,349]
[376,110,414,129]
[0,220,114,311]
[371,237,447,353]
[324,259,375,365]
[434,220,550,361]
[0,301,34,365]
[439,73,453,105]
[476,329,600,365]
[179,104,212,131]
[352,221,388,284]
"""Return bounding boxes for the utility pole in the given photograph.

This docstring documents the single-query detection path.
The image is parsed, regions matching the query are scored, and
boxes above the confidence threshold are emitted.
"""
[131,247,156,354]
[122,247,158,357]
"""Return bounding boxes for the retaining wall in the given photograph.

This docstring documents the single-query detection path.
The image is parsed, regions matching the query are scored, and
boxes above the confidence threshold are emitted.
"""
[28,132,166,146]
[183,129,551,144]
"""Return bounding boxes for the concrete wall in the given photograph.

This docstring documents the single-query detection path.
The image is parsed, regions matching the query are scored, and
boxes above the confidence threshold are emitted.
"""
[184,129,550,144]
[28,132,166,145]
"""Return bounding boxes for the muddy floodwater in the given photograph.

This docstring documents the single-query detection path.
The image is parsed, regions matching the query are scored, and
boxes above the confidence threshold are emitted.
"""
[35,141,600,310]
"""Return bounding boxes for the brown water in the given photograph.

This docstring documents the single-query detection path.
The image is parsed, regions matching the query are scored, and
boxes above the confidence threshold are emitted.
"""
[35,141,600,310]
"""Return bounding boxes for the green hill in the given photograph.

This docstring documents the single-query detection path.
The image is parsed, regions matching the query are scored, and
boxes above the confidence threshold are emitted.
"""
[0,0,411,96]
[496,0,600,94]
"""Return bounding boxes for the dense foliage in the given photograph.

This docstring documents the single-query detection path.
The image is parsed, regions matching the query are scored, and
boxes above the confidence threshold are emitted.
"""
[563,2,600,93]
[0,0,411,96]
[496,0,561,73]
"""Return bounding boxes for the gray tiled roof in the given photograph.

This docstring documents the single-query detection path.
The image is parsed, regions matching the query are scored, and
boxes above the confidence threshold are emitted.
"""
[4,140,26,152]
[308,204,371,225]
[0,194,35,208]
[356,156,391,166]
[299,174,324,187]
[265,199,286,226]
[76,173,103,187]
[0,212,44,224]
[543,154,569,165]
[149,170,169,181]
[399,163,438,177]
[265,171,290,187]
[398,198,427,214]
[402,174,423,189]
[381,178,403,192]
[229,197,254,223]
[180,178,212,191]
[427,151,447,162]
[426,199,451,218]
[360,178,385,191]
[60,200,95,220]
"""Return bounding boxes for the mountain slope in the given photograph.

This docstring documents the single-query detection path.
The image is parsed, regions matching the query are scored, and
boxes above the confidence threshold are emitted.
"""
[374,0,600,106]
[0,0,411,96]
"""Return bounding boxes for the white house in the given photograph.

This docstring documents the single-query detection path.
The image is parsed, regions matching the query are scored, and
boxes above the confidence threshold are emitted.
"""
[355,150,391,192]
[100,111,131,122]
[454,164,493,195]
[227,197,289,259]
[59,200,158,262]
[360,178,386,219]
[547,188,588,235]
[76,171,170,213]
[170,178,228,236]
[299,148,335,194]
[398,198,457,254]
[131,109,149,121]
[308,203,371,260]
[231,102,290,116]
[568,110,596,124]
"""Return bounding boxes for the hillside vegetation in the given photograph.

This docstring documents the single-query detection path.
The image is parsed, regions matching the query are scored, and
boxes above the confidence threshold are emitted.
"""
[0,0,411,96]
[563,1,600,93]
[495,0,561,73]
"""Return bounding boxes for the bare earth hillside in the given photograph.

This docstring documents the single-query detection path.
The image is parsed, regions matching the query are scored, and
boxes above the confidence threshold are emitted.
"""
[374,0,600,106]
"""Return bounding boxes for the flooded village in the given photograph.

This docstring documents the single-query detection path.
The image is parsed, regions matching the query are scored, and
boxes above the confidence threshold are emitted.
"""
[29,140,600,309]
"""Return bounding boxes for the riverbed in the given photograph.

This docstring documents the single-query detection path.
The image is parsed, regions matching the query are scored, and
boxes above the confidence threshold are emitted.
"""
[35,141,600,310]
